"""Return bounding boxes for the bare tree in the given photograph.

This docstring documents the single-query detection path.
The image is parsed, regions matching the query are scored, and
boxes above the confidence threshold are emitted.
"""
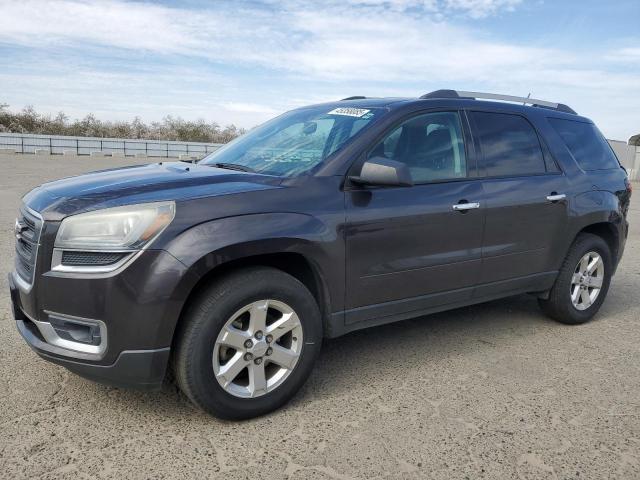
[0,104,246,143]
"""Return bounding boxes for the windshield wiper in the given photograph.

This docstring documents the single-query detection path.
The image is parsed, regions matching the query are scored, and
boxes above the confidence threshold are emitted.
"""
[211,162,255,173]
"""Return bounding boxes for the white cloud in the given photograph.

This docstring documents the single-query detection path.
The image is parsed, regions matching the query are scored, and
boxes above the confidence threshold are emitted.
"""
[0,0,561,81]
[0,0,638,139]
[220,102,280,114]
[606,47,640,63]
[267,0,522,18]
[0,0,528,68]
[444,0,521,18]
[0,0,201,53]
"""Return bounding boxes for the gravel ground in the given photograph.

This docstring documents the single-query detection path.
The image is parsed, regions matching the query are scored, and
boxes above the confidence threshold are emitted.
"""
[0,153,639,480]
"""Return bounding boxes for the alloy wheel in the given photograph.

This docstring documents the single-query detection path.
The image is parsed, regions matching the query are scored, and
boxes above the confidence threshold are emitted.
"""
[570,251,604,311]
[212,299,303,398]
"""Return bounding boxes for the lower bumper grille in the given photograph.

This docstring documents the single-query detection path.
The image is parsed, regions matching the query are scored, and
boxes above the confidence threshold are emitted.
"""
[61,251,126,266]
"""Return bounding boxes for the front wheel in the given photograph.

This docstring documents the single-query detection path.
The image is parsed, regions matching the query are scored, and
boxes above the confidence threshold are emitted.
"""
[539,233,613,325]
[173,267,322,419]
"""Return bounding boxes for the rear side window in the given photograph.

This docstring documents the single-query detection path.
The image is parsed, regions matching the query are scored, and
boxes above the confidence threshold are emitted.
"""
[471,111,546,177]
[548,118,619,170]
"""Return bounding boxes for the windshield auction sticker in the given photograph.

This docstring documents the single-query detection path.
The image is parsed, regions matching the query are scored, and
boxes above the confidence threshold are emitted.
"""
[327,107,371,117]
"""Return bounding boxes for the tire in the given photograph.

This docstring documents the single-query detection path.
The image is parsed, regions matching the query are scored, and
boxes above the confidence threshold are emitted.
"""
[538,233,613,325]
[173,267,323,419]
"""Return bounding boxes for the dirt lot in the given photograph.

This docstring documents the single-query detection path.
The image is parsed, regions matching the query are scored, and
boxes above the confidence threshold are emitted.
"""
[0,153,639,479]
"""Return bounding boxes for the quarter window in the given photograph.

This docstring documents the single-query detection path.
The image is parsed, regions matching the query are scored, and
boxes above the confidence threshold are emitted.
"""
[471,112,546,177]
[548,118,619,171]
[368,111,467,183]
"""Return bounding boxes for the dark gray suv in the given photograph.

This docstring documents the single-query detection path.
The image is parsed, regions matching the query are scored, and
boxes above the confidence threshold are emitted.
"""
[10,90,632,419]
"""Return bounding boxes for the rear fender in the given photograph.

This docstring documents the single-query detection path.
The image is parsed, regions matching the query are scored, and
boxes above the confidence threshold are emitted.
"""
[561,190,625,267]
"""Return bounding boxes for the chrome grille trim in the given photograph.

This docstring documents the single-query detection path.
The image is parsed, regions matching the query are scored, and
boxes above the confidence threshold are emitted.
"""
[14,206,43,289]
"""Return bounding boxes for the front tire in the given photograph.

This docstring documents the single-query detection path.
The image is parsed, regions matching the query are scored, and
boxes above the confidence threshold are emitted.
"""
[174,267,322,419]
[539,233,612,325]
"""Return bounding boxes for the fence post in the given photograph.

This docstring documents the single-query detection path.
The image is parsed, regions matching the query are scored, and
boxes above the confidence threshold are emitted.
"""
[21,135,24,154]
[49,136,52,154]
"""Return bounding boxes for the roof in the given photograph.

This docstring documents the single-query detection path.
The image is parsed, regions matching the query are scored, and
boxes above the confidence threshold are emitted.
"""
[305,97,411,110]
[304,96,590,123]
[305,89,590,122]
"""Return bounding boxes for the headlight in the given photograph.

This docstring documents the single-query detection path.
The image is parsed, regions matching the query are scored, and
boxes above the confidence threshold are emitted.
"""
[55,202,175,250]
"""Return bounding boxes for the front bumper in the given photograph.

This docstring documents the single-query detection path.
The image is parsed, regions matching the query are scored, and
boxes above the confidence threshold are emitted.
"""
[9,248,196,390]
[16,316,170,389]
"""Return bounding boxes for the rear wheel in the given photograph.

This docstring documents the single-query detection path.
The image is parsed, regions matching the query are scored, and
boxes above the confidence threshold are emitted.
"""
[539,233,612,325]
[174,267,322,419]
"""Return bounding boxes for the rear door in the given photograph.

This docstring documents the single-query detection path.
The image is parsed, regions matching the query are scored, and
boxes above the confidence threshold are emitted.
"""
[468,110,569,293]
[344,110,485,324]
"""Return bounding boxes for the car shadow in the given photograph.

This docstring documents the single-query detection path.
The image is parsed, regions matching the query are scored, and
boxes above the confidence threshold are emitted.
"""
[71,291,627,421]
[293,293,551,402]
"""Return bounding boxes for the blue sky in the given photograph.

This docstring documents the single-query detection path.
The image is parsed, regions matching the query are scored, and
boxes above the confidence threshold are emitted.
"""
[0,0,638,140]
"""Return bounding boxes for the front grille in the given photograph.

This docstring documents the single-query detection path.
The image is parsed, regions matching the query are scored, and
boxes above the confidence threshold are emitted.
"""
[14,207,43,285]
[61,251,126,266]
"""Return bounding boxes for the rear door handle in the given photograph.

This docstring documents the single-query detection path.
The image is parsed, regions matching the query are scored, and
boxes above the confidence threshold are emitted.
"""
[452,202,480,211]
[546,193,566,202]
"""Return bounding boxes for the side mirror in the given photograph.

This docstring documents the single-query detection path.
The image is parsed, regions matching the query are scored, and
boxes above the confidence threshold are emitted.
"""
[349,157,413,187]
[302,122,318,135]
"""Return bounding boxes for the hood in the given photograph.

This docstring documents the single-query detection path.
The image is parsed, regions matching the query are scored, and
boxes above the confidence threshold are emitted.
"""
[23,162,281,220]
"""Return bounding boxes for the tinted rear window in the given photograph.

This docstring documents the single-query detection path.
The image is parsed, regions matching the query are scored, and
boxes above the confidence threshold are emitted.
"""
[548,118,619,170]
[471,111,546,177]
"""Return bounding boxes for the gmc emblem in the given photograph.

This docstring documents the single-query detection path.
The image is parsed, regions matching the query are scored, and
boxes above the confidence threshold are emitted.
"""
[14,219,27,240]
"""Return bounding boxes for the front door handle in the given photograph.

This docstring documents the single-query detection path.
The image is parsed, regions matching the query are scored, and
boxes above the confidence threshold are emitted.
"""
[452,202,480,211]
[546,193,566,202]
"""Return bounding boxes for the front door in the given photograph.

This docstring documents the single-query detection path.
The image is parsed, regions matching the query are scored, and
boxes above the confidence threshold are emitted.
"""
[344,110,485,325]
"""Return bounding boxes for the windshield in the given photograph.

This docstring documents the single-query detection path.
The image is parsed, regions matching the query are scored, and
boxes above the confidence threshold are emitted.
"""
[200,105,385,176]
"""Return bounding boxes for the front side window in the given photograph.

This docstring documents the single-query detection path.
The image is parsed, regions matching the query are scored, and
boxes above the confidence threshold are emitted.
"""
[548,118,619,171]
[470,111,546,177]
[367,111,467,183]
[200,106,385,176]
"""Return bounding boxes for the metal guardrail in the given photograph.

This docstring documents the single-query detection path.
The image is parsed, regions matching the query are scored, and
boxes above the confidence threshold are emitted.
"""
[0,132,222,158]
[1,132,637,180]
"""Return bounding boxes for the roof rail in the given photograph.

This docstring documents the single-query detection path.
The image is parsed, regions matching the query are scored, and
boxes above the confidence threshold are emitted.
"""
[420,89,577,115]
[420,89,461,99]
[340,96,366,101]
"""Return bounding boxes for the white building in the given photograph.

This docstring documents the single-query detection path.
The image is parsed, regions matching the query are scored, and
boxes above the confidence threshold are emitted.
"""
[609,136,639,181]
[627,134,640,181]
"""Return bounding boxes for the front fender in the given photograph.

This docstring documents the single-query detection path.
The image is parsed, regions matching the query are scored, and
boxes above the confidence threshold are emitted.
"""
[163,212,344,311]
